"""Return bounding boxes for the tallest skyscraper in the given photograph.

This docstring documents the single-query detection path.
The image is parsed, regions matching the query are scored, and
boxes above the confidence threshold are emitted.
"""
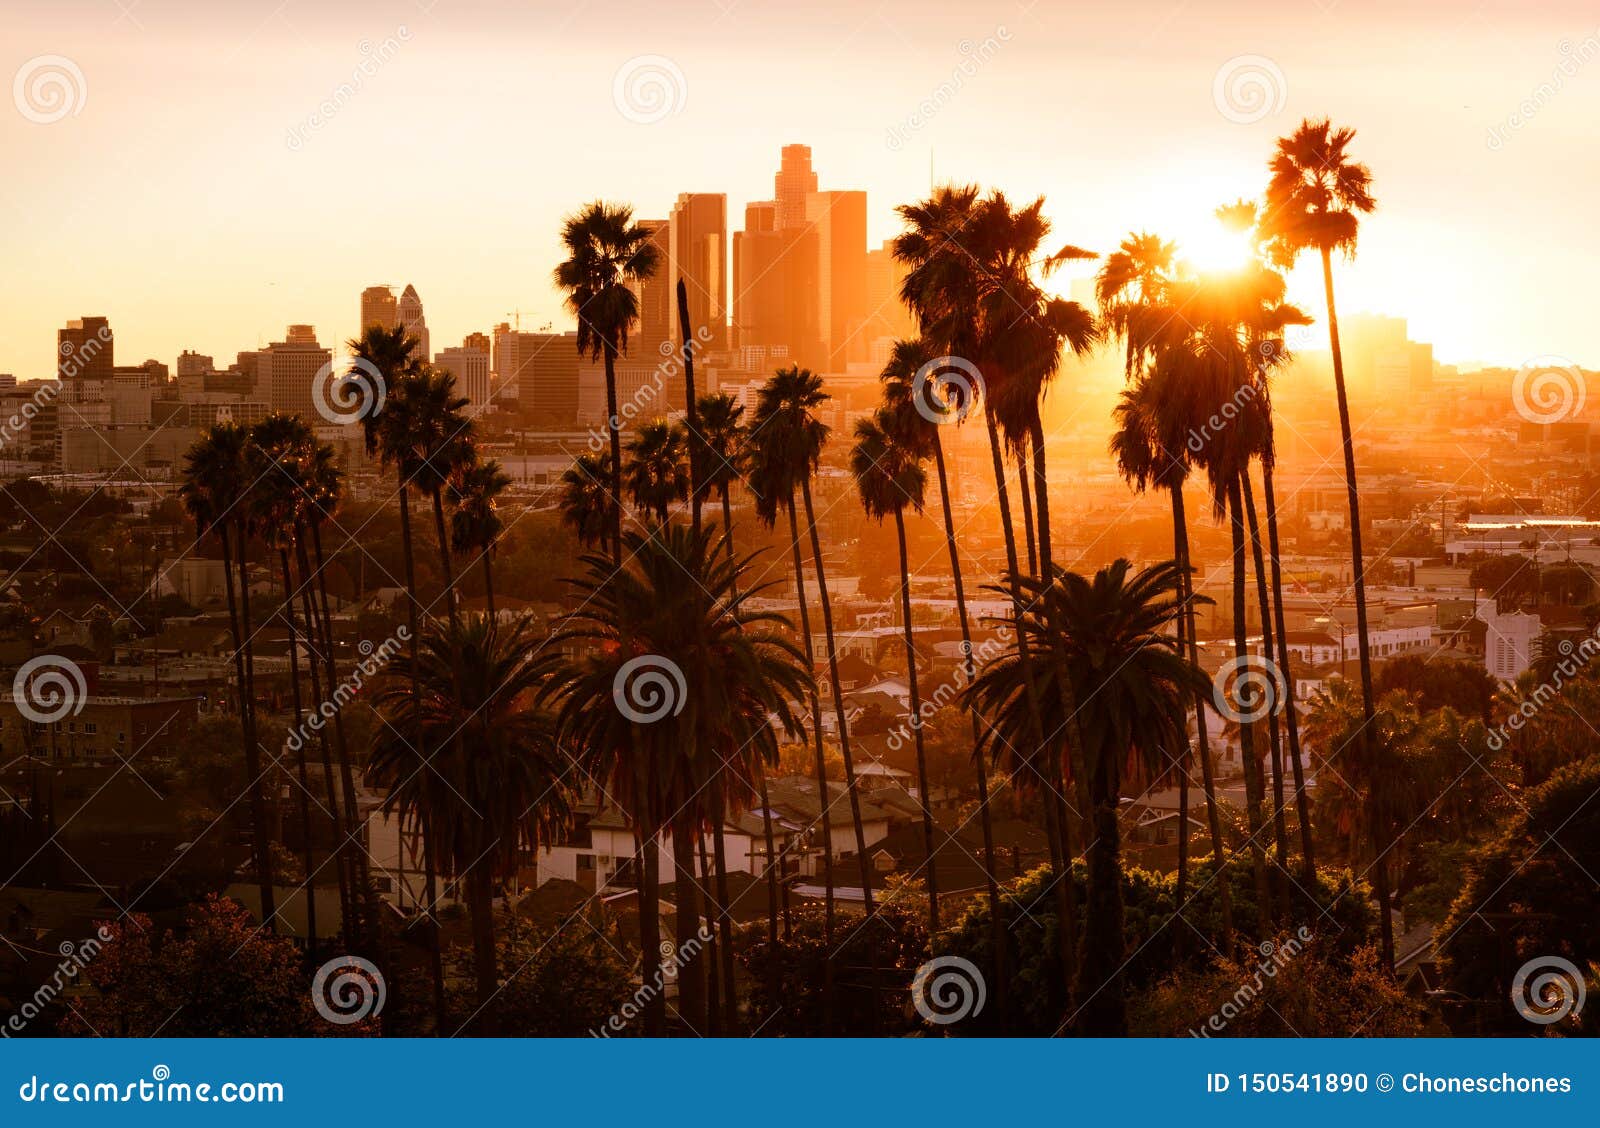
[774,143,817,231]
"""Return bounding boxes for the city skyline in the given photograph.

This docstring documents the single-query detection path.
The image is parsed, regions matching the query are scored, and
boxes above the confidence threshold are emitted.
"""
[3,1,1598,380]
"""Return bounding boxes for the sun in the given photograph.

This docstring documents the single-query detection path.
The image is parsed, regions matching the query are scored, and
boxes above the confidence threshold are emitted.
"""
[1176,221,1254,276]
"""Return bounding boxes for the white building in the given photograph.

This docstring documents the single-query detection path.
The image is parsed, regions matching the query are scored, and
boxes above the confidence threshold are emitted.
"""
[1477,599,1540,682]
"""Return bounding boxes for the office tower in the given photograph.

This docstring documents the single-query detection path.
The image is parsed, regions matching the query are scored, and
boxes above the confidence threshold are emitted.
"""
[259,326,333,420]
[733,199,821,367]
[668,193,727,351]
[396,283,430,363]
[493,323,518,397]
[463,330,491,355]
[508,332,580,427]
[361,285,398,332]
[805,190,869,370]
[632,218,673,357]
[436,342,491,415]
[863,241,915,354]
[774,143,817,230]
[176,350,213,379]
[57,317,114,385]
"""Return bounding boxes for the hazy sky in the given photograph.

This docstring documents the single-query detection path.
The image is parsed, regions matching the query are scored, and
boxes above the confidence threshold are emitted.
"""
[2,0,1596,379]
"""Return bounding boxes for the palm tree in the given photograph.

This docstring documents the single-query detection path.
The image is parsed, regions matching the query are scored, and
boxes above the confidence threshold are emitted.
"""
[850,406,941,932]
[624,420,690,526]
[749,367,878,921]
[691,393,747,574]
[559,452,618,555]
[450,451,512,619]
[1258,118,1391,970]
[179,423,275,930]
[370,613,573,1033]
[966,559,1207,1035]
[546,524,812,1033]
[554,202,661,565]
[879,338,1006,1001]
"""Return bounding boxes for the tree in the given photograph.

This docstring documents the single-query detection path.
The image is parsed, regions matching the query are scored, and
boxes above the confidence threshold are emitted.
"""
[369,613,573,1033]
[966,559,1207,1034]
[559,451,618,556]
[1259,118,1392,971]
[851,406,941,933]
[179,424,275,930]
[449,451,512,618]
[623,419,690,525]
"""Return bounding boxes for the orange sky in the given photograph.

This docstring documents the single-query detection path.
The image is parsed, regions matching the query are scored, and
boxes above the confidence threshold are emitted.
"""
[2,0,1596,379]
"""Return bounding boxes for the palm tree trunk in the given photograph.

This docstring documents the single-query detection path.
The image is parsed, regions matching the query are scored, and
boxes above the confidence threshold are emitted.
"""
[295,535,352,938]
[785,497,835,1025]
[798,476,875,911]
[397,485,447,1031]
[669,809,706,1027]
[1077,757,1128,1036]
[695,826,720,1035]
[1015,445,1038,577]
[279,548,318,949]
[1168,493,1191,913]
[931,433,1006,1015]
[893,506,939,933]
[1261,457,1315,876]
[1227,474,1273,926]
[430,489,460,632]
[481,548,495,620]
[219,528,275,934]
[1321,245,1393,973]
[231,519,276,931]
[1242,471,1291,881]
[983,414,1077,993]
[467,867,499,1035]
[1172,485,1232,946]
[710,786,738,1032]
[677,280,702,535]
[603,340,626,563]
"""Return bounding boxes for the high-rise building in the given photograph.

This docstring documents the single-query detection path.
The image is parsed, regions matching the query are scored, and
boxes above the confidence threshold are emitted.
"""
[58,317,114,386]
[863,240,915,355]
[632,218,673,357]
[733,199,821,367]
[774,144,818,231]
[805,190,869,370]
[361,285,398,332]
[396,284,429,363]
[499,331,580,426]
[436,342,492,415]
[260,326,332,420]
[668,193,728,351]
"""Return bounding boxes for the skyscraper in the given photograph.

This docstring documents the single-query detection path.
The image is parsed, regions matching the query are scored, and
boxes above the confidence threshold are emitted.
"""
[435,342,492,415]
[668,193,727,351]
[260,325,332,421]
[863,240,915,355]
[57,317,114,386]
[733,200,821,367]
[805,190,869,370]
[360,285,398,333]
[396,284,429,363]
[632,218,673,357]
[774,144,817,231]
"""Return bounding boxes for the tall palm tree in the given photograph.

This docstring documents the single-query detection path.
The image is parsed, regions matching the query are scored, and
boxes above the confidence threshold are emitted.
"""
[1258,118,1390,969]
[450,453,512,619]
[546,524,812,1034]
[879,338,1006,1002]
[554,201,661,565]
[558,452,618,556]
[179,423,275,930]
[850,406,941,932]
[749,367,878,920]
[624,420,691,526]
[967,559,1206,1035]
[370,612,573,1033]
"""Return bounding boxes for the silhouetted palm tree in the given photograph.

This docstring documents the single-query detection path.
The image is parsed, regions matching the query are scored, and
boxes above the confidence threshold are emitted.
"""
[180,423,275,931]
[967,559,1206,1035]
[624,419,690,526]
[850,406,940,932]
[370,613,573,1033]
[1259,118,1389,968]
[559,451,618,555]
[450,452,512,618]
